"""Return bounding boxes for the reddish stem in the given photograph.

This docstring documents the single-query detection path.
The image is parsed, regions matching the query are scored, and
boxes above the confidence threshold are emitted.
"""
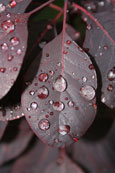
[62,0,68,74]
[49,3,63,12]
[72,2,115,45]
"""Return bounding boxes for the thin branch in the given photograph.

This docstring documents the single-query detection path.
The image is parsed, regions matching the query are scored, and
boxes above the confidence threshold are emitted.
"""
[72,2,115,45]
[49,3,63,12]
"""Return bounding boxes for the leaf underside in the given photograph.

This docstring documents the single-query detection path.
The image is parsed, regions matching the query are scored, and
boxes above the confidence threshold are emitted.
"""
[83,11,115,109]
[0,13,28,99]
[22,32,97,148]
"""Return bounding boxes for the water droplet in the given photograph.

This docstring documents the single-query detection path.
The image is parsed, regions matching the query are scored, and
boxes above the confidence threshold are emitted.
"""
[80,85,95,100]
[49,100,53,104]
[82,76,88,82]
[10,37,19,46]
[1,43,8,51]
[66,40,72,45]
[53,75,67,92]
[0,3,6,13]
[99,52,103,56]
[16,49,22,55]
[38,73,48,82]
[30,102,38,110]
[0,68,6,73]
[73,138,78,142]
[1,20,15,33]
[63,50,68,54]
[86,24,92,30]
[107,84,113,92]
[38,86,49,99]
[38,119,50,131]
[68,101,74,108]
[6,13,11,18]
[29,90,35,96]
[98,1,105,7]
[58,125,70,135]
[89,64,94,70]
[101,96,106,103]
[107,67,115,81]
[9,0,17,8]
[13,67,18,71]
[103,45,108,50]
[8,55,14,61]
[53,101,64,111]
[49,70,54,76]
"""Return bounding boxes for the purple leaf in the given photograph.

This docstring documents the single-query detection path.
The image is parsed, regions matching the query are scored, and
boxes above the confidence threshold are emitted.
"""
[0,0,32,13]
[83,11,115,109]
[0,121,8,140]
[44,153,84,173]
[0,12,28,99]
[12,140,59,173]
[21,33,97,147]
[0,118,33,165]
[0,103,24,121]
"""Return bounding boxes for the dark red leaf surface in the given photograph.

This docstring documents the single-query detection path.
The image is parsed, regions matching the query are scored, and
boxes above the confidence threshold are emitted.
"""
[12,140,59,173]
[0,12,28,99]
[0,121,8,140]
[0,0,32,13]
[22,33,97,147]
[0,118,33,165]
[83,12,115,109]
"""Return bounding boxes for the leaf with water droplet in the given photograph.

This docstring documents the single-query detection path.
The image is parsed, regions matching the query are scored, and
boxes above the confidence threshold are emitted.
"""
[0,121,8,140]
[21,33,97,147]
[0,12,28,99]
[0,119,33,165]
[0,0,32,13]
[83,11,115,109]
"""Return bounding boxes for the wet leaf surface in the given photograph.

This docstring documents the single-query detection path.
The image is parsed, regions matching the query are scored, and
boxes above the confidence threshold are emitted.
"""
[83,11,115,109]
[0,121,8,140]
[0,12,28,99]
[22,33,97,147]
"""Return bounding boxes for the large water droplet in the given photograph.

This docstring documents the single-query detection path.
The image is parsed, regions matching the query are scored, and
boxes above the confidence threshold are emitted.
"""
[10,37,19,46]
[53,75,67,92]
[80,85,95,100]
[1,43,8,51]
[107,67,115,81]
[53,101,64,111]
[38,119,50,131]
[1,20,15,33]
[58,125,70,135]
[38,86,49,99]
[38,73,48,82]
[0,3,6,13]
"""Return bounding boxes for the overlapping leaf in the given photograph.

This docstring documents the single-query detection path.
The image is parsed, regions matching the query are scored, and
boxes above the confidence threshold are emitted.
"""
[22,32,97,147]
[0,121,8,140]
[0,119,33,165]
[83,12,115,109]
[0,12,28,99]
[0,0,32,13]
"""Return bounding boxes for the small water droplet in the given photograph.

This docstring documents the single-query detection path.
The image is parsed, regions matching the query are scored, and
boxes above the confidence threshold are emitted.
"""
[0,68,6,73]
[103,45,108,50]
[38,119,50,131]
[80,85,95,100]
[6,13,11,18]
[1,20,15,33]
[68,101,74,108]
[13,67,18,71]
[16,49,22,55]
[58,125,70,135]
[8,55,14,61]
[86,24,92,30]
[66,40,72,45]
[1,43,8,51]
[89,64,94,70]
[101,96,106,103]
[0,3,6,13]
[99,52,103,56]
[38,73,48,82]
[10,37,19,46]
[73,138,78,142]
[53,101,64,111]
[29,90,35,96]
[53,75,67,92]
[107,67,115,81]
[49,70,54,76]
[8,0,17,8]
[38,86,49,99]
[107,84,113,92]
[30,102,38,110]
[82,76,88,82]
[63,50,68,54]
[49,100,53,104]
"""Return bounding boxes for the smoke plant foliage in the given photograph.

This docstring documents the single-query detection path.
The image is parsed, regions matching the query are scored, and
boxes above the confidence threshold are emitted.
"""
[0,0,115,172]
